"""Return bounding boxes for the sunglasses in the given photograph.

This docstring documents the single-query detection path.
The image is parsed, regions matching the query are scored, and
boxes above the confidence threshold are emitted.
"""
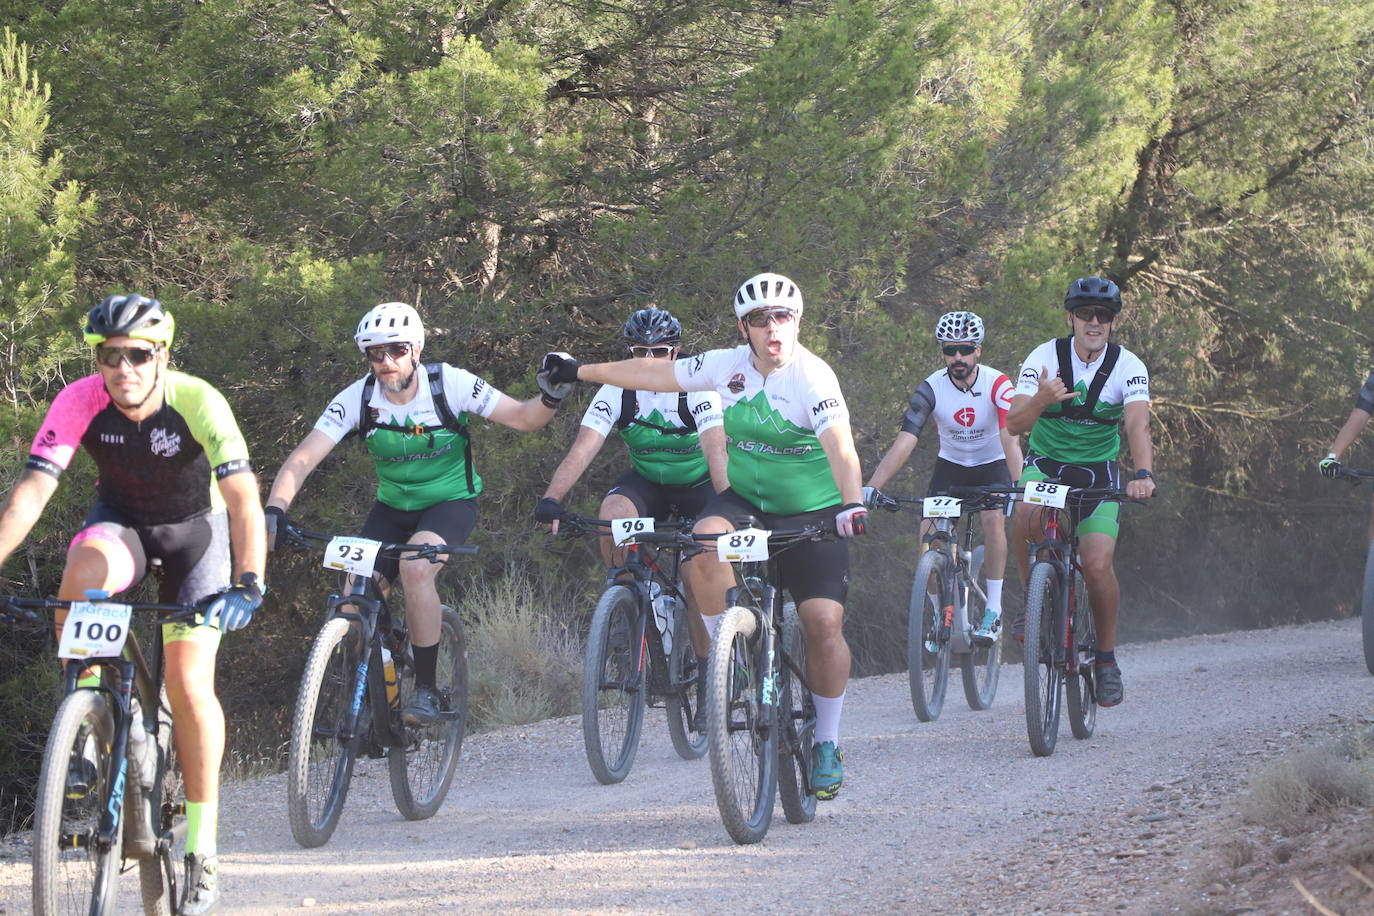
[743,309,796,329]
[941,344,977,357]
[1071,306,1115,324]
[96,345,161,368]
[629,345,674,358]
[365,342,412,363]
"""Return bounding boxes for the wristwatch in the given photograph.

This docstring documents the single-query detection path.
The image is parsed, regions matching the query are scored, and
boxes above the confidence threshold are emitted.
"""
[1133,469,1153,480]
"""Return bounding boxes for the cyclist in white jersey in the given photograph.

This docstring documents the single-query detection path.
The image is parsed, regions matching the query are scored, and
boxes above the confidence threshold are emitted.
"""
[538,272,867,800]
[862,311,1022,643]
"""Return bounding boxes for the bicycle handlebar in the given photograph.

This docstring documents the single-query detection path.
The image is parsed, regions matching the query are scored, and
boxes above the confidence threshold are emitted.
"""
[1337,468,1374,480]
[284,522,480,561]
[0,595,203,625]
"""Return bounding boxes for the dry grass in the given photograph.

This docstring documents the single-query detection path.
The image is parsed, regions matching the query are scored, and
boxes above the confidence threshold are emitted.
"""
[458,566,583,730]
[1241,733,1374,830]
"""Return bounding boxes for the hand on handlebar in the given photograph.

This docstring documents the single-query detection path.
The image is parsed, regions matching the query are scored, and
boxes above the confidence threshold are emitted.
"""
[1319,454,1342,479]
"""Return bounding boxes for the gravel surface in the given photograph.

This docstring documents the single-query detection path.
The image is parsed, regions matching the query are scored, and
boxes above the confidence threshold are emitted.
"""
[2,617,1371,914]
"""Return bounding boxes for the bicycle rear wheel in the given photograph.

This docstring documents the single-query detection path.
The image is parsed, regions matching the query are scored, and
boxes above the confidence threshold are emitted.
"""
[581,585,646,784]
[1022,561,1064,757]
[907,549,951,722]
[777,601,817,825]
[390,605,468,819]
[1362,539,1374,675]
[287,616,361,847]
[960,545,1001,711]
[1066,571,1098,740]
[137,691,181,916]
[33,689,123,916]
[664,603,707,760]
[708,606,777,845]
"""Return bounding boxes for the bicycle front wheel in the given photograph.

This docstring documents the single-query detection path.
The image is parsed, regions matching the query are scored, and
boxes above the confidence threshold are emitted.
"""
[1023,561,1064,757]
[708,606,777,845]
[33,689,123,916]
[907,549,951,722]
[664,602,707,760]
[777,601,817,826]
[390,606,468,819]
[1066,571,1098,740]
[1362,539,1374,675]
[287,616,361,848]
[581,585,647,784]
[960,545,1002,711]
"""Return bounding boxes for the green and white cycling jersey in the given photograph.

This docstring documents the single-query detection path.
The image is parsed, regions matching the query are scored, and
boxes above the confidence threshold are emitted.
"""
[674,344,848,515]
[1015,338,1150,464]
[580,385,724,486]
[313,365,501,510]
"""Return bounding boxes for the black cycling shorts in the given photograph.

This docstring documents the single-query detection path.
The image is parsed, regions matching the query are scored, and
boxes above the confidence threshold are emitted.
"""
[362,497,479,584]
[1020,454,1121,535]
[926,457,1012,497]
[607,469,713,522]
[695,488,849,605]
[77,502,230,605]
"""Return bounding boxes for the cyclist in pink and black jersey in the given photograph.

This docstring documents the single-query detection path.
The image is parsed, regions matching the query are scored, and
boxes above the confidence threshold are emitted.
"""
[0,294,266,914]
[862,311,1023,643]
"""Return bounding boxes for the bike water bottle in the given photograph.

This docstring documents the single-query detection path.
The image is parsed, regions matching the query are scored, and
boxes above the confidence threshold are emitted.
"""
[380,646,400,708]
[652,590,680,657]
[127,700,156,790]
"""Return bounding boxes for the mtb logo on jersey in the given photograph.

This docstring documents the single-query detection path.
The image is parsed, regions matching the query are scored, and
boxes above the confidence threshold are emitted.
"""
[727,373,746,394]
[812,398,840,415]
[592,399,614,417]
[149,428,181,458]
[326,402,346,422]
[954,406,976,427]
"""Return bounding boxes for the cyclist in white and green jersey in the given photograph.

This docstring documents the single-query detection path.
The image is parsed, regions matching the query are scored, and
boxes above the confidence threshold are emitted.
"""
[1006,277,1156,708]
[536,308,728,713]
[265,302,564,725]
[539,272,868,800]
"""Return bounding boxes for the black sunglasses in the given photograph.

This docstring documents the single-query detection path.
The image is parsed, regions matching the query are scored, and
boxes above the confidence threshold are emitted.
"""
[941,344,977,357]
[629,345,674,358]
[366,342,412,363]
[743,309,796,329]
[96,345,161,368]
[1071,306,1115,324]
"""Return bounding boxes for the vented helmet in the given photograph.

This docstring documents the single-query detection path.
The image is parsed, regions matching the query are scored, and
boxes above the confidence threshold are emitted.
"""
[934,311,985,344]
[622,307,682,346]
[83,294,175,347]
[733,272,803,319]
[1063,277,1122,314]
[355,301,424,352]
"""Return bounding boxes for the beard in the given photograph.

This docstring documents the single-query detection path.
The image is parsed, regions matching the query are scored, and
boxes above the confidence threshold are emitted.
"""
[379,366,417,393]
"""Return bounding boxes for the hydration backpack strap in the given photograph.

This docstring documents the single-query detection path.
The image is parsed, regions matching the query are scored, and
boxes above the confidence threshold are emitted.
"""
[1052,337,1120,426]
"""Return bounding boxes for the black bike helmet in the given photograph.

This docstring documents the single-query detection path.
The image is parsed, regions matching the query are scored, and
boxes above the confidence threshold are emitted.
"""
[83,294,176,346]
[1063,277,1122,314]
[622,307,682,347]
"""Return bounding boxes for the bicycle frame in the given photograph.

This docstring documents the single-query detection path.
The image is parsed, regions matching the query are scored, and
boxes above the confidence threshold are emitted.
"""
[1025,502,1083,674]
[922,516,986,656]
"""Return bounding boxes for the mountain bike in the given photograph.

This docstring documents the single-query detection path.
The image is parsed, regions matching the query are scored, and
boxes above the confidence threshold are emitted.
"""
[557,512,706,784]
[282,523,477,847]
[702,524,830,845]
[2,593,200,916]
[1020,482,1129,757]
[877,484,1020,721]
[1334,468,1374,675]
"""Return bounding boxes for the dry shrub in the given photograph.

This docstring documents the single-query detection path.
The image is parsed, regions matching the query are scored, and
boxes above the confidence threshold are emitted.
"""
[1242,740,1374,830]
[458,566,582,729]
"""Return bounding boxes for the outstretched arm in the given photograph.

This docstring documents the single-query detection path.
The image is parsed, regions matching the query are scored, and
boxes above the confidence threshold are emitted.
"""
[578,358,684,393]
[488,393,560,432]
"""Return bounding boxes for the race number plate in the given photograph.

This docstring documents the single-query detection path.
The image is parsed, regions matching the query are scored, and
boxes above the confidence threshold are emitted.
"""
[611,517,655,546]
[324,536,382,577]
[58,601,133,660]
[1023,481,1069,508]
[717,528,770,563]
[922,496,962,518]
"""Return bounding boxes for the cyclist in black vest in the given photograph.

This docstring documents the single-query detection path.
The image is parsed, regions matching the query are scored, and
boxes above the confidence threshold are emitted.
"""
[536,308,728,712]
[1006,278,1156,708]
[264,302,565,725]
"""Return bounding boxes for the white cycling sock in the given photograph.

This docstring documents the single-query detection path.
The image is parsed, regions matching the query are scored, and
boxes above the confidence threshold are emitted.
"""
[985,578,1003,617]
[812,691,845,745]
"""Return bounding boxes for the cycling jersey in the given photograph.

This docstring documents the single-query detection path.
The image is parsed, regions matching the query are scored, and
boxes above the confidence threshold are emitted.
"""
[1014,339,1149,464]
[580,385,724,486]
[1356,370,1374,413]
[314,364,500,510]
[674,345,848,515]
[901,366,1013,467]
[27,372,252,526]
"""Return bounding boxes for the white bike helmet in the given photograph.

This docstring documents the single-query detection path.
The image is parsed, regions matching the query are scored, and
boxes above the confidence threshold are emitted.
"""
[354,301,424,352]
[934,311,984,345]
[733,272,803,319]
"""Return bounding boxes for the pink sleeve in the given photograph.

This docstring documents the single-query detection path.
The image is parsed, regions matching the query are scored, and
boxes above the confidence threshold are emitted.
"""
[29,375,110,472]
[991,374,1013,428]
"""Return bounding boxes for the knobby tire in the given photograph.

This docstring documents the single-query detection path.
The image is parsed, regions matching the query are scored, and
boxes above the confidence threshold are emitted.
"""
[1023,561,1064,757]
[1066,570,1098,740]
[1362,539,1374,676]
[959,544,1001,711]
[908,549,951,722]
[390,606,468,819]
[707,606,777,844]
[581,585,646,784]
[664,600,706,760]
[287,617,360,847]
[777,601,817,825]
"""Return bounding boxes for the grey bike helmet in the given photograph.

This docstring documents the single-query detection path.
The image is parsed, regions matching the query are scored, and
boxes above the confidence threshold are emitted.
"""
[622,308,682,346]
[934,311,985,344]
[1063,277,1122,314]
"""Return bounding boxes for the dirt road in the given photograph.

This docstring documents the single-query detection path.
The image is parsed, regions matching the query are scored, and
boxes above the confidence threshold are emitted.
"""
[3,617,1371,914]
